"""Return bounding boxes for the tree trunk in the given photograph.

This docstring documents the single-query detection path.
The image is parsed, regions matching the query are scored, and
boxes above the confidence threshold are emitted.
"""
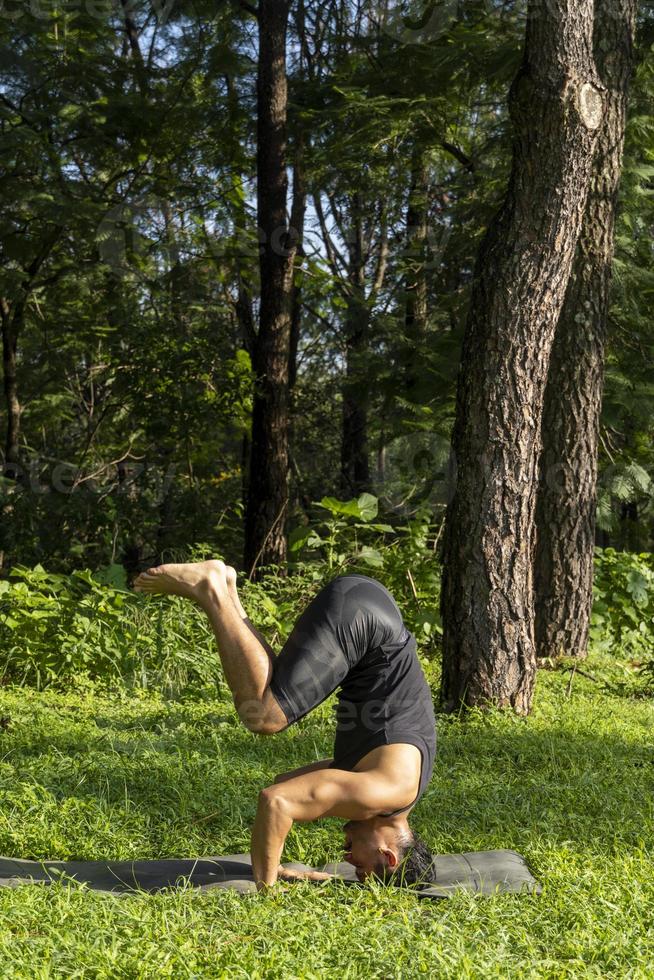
[1,299,23,474]
[404,144,429,399]
[535,0,637,661]
[340,193,370,496]
[244,0,296,577]
[440,0,602,714]
[288,154,306,392]
[119,0,147,94]
[288,0,306,394]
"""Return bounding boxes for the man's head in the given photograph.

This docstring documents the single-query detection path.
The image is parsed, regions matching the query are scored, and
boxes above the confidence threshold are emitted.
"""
[342,817,435,885]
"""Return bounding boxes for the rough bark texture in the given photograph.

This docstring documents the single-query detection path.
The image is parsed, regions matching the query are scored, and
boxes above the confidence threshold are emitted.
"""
[244,0,296,577]
[535,0,636,661]
[440,0,602,714]
[340,194,370,496]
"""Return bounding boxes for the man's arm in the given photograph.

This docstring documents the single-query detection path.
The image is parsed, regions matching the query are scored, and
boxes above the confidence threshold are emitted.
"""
[250,768,400,889]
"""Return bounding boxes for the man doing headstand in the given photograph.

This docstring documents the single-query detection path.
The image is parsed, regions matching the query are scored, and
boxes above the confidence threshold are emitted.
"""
[134,560,436,889]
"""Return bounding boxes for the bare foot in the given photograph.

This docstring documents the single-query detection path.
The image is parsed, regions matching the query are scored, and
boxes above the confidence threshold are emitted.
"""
[133,559,227,603]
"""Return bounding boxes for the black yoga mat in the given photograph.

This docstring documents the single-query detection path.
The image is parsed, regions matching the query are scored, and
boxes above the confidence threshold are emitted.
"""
[0,850,541,898]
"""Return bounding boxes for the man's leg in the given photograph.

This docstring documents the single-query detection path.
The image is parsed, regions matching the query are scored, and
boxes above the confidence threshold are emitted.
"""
[133,560,287,733]
[223,566,278,663]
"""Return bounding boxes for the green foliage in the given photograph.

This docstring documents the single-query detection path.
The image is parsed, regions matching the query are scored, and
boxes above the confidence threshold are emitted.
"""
[289,493,388,569]
[1,2,652,571]
[0,564,221,693]
[3,539,653,694]
[591,548,654,662]
[288,495,442,645]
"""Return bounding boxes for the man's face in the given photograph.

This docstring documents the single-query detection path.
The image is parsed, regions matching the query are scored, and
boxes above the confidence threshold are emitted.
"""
[342,819,395,882]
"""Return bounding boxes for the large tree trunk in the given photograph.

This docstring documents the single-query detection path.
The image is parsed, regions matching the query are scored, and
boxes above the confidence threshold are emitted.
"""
[244,0,296,577]
[340,193,370,496]
[440,0,602,714]
[535,0,637,661]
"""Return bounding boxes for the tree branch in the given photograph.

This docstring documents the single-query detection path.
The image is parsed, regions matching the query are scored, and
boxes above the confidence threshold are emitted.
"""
[441,140,475,172]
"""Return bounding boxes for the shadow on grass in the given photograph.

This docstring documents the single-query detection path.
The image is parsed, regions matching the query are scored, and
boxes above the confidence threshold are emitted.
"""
[1,696,652,865]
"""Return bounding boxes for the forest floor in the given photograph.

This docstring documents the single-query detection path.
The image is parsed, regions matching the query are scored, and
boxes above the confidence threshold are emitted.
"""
[0,653,652,978]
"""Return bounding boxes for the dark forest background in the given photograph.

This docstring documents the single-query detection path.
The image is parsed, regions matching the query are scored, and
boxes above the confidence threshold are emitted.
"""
[1,0,652,580]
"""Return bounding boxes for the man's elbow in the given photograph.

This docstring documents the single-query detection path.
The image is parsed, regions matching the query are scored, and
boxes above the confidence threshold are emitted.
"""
[237,700,286,735]
[243,715,286,736]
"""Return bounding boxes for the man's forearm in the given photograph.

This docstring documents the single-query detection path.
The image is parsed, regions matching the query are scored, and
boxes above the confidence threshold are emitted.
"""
[251,789,294,889]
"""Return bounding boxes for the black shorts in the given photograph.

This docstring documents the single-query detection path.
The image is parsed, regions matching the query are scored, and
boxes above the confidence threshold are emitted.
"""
[268,573,407,725]
[265,574,436,809]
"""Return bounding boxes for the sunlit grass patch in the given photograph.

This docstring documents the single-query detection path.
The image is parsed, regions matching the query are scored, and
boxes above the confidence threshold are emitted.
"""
[0,658,652,977]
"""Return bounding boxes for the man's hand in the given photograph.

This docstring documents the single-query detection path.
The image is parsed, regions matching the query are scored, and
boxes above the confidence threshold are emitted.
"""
[277,867,333,883]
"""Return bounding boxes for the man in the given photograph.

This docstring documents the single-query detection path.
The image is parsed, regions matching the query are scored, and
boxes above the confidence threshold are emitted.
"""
[134,560,436,889]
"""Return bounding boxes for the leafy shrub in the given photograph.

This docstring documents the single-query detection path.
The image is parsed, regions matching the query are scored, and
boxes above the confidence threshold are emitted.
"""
[0,564,221,692]
[591,548,654,660]
[288,494,442,649]
[1,533,651,695]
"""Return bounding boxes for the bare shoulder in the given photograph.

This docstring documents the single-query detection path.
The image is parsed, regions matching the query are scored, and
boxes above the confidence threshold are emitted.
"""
[353,743,421,794]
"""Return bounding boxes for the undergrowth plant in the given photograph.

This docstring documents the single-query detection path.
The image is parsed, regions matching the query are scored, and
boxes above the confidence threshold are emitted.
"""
[0,564,220,693]
[287,494,443,647]
[590,548,653,656]
[590,548,654,686]
[0,524,652,693]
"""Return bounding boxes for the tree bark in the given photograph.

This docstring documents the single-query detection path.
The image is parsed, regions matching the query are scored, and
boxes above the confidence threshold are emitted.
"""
[1,229,60,475]
[0,299,22,472]
[440,0,602,714]
[340,193,370,496]
[535,0,637,661]
[404,144,429,400]
[244,0,297,577]
[119,0,147,95]
[405,147,429,336]
[288,154,306,392]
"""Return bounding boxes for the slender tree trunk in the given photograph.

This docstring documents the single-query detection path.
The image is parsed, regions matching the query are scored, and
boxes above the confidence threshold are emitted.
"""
[289,0,307,394]
[404,144,429,399]
[341,193,370,496]
[224,76,257,525]
[535,0,637,661]
[244,0,296,577]
[1,300,22,472]
[440,0,602,714]
[225,76,257,359]
[288,156,307,519]
[0,230,60,474]
[288,155,306,392]
[120,0,147,94]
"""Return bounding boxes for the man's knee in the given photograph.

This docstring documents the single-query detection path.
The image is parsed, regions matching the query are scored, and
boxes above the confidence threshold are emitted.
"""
[237,698,286,735]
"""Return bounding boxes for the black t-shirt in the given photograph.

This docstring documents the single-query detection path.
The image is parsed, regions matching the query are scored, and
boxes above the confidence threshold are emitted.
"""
[269,574,437,813]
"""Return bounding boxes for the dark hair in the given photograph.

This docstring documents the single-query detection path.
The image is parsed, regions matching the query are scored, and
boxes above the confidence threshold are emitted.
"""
[373,830,435,887]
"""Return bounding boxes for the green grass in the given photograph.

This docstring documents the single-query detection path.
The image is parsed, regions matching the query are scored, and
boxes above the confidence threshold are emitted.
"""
[0,656,652,978]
